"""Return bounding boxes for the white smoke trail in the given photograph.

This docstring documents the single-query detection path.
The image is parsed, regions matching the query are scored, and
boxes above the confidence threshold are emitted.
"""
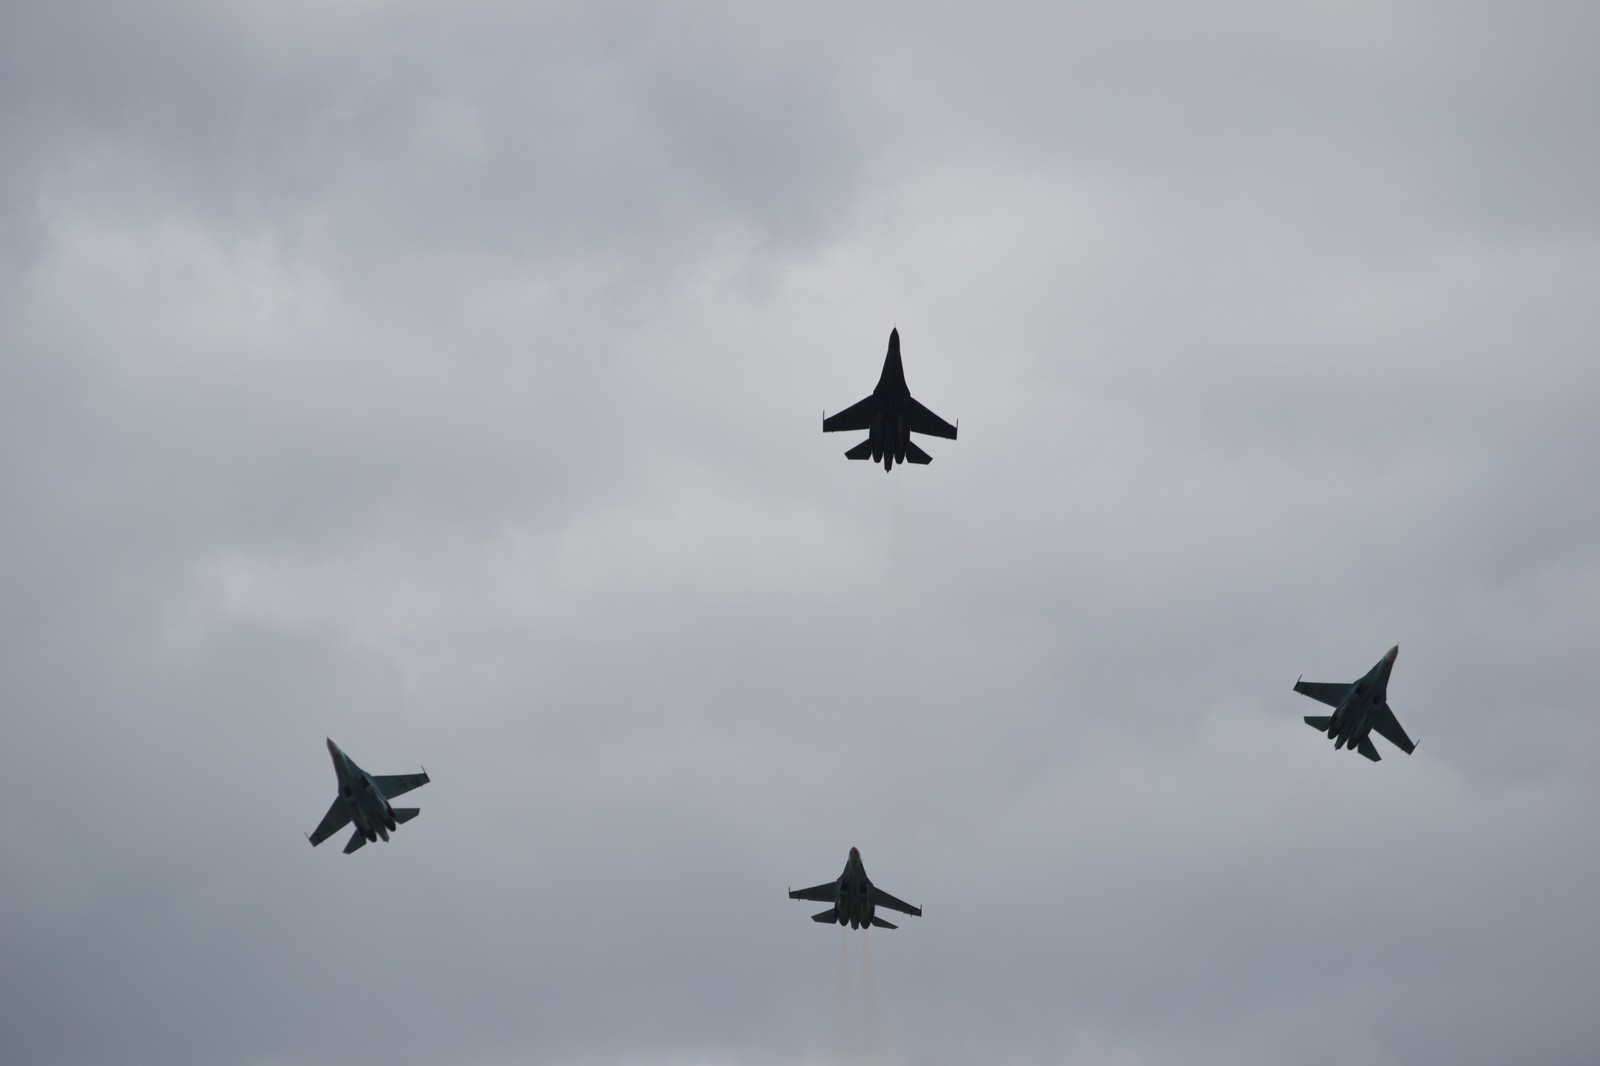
[861,929,881,1065]
[834,926,854,1065]
[885,470,905,635]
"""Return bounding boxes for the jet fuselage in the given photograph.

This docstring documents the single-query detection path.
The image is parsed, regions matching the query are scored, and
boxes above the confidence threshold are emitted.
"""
[328,738,397,843]
[830,847,881,929]
[1323,646,1397,751]
[865,341,913,471]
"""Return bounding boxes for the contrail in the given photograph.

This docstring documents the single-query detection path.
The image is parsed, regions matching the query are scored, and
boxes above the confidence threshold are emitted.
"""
[862,930,882,1065]
[834,927,855,1065]
[886,472,905,623]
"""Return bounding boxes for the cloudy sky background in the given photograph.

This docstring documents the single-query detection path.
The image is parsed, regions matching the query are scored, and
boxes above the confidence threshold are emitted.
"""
[3,2,1598,1064]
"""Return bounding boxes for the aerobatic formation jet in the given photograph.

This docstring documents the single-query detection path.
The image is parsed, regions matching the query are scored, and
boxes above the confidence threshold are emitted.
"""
[307,739,430,853]
[1294,645,1417,762]
[823,328,957,471]
[789,847,922,929]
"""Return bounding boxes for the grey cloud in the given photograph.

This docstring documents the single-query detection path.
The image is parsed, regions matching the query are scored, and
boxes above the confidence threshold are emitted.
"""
[3,3,1598,1065]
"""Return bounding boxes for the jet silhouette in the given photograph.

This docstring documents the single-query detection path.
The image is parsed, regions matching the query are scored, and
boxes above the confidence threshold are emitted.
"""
[789,847,922,929]
[307,739,430,853]
[823,329,957,471]
[1294,646,1417,761]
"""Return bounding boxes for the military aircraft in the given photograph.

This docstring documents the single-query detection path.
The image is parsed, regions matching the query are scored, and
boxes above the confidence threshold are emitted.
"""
[307,739,430,853]
[789,847,922,929]
[823,328,957,471]
[1294,645,1417,761]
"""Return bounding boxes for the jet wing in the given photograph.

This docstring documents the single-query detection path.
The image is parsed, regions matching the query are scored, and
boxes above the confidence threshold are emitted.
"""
[373,771,430,800]
[871,886,922,917]
[1370,703,1416,754]
[823,396,876,433]
[307,799,351,847]
[1293,679,1349,708]
[789,882,839,903]
[907,396,957,440]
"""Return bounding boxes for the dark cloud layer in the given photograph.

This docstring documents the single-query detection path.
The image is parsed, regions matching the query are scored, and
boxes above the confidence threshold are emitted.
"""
[2,3,1597,1065]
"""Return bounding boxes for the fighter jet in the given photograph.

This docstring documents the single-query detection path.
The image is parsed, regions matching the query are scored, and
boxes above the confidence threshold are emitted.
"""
[788,847,922,929]
[307,739,430,854]
[823,328,957,471]
[1294,645,1417,762]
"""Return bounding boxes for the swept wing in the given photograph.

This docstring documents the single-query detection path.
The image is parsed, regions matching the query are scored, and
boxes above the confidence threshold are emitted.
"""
[907,396,957,439]
[307,800,351,846]
[824,396,877,433]
[373,772,429,801]
[1369,704,1416,754]
[871,886,922,917]
[1293,679,1349,707]
[789,882,839,903]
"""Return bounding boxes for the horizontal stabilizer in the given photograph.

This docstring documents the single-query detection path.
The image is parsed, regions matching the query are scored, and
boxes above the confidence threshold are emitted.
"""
[844,438,873,460]
[343,828,368,854]
[903,440,931,465]
[1357,736,1381,762]
[870,916,898,929]
[1303,715,1333,732]
[392,807,420,825]
[810,907,839,924]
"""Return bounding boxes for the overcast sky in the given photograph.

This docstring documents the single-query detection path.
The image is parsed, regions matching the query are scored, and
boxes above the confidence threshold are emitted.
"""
[3,3,1598,1064]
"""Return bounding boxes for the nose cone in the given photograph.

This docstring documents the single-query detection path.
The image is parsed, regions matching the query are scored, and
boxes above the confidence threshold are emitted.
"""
[1384,645,1399,665]
[326,738,341,758]
[849,846,861,862]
